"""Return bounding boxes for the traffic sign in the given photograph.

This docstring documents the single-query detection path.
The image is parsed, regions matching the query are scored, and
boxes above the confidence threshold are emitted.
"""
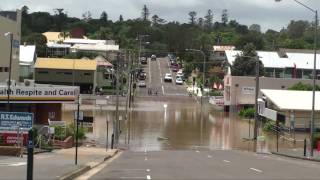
[0,112,33,132]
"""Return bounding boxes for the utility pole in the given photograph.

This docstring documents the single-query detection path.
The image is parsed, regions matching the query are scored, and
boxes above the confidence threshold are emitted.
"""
[5,32,13,112]
[114,53,120,146]
[254,57,260,142]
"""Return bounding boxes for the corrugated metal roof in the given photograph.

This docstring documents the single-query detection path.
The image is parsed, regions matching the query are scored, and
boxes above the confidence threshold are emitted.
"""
[19,45,36,64]
[71,44,119,51]
[225,50,320,70]
[35,58,97,71]
[261,89,320,111]
[64,38,106,44]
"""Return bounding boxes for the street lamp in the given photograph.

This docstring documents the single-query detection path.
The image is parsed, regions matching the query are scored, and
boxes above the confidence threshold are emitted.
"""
[4,32,13,112]
[275,0,318,157]
[185,49,206,103]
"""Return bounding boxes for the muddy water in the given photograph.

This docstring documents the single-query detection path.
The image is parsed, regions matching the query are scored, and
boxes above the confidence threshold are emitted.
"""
[62,100,305,152]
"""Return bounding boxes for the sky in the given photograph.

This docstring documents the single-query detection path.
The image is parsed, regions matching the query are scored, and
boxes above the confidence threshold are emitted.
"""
[1,0,319,32]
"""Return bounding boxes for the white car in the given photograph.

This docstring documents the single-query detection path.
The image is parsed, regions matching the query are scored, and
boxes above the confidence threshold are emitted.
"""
[175,77,183,85]
[138,81,146,87]
[164,73,172,82]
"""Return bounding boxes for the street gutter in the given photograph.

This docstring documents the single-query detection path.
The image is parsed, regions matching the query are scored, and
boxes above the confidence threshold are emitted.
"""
[271,151,320,162]
[57,149,119,180]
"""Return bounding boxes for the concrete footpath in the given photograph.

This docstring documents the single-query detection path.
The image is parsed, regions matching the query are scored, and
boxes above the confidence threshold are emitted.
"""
[272,148,320,162]
[0,147,118,180]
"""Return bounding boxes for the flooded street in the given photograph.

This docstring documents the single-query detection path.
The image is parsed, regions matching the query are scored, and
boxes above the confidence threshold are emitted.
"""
[62,97,306,153]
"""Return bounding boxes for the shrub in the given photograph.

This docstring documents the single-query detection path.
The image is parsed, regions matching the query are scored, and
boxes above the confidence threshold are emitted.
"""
[53,125,66,140]
[66,123,87,140]
[239,108,255,119]
[312,133,320,149]
[263,120,276,132]
[206,90,223,96]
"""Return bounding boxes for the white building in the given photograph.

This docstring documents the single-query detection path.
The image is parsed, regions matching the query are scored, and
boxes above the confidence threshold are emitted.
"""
[224,50,320,112]
[0,10,21,82]
[19,45,36,81]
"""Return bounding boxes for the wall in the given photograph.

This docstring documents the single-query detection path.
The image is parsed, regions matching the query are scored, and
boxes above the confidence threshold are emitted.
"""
[0,10,21,82]
[224,75,320,111]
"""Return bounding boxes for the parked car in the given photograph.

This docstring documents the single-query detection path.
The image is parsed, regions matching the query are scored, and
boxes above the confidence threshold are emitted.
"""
[140,57,147,64]
[164,73,172,82]
[176,74,184,81]
[138,72,147,80]
[138,81,146,88]
[151,54,157,61]
[172,66,179,72]
[175,77,183,85]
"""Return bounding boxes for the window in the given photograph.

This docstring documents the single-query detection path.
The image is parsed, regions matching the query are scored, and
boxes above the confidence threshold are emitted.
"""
[4,67,9,72]
[0,67,3,72]
[38,71,48,74]
[64,72,72,75]
[84,73,91,76]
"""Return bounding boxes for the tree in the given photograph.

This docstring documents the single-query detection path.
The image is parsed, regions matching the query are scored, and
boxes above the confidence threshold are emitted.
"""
[231,43,264,76]
[198,18,204,28]
[22,33,47,57]
[100,11,108,22]
[141,4,150,21]
[288,82,320,91]
[188,11,197,25]
[82,11,92,22]
[287,20,309,39]
[204,9,213,30]
[119,15,124,22]
[151,14,166,26]
[53,8,67,31]
[221,9,228,24]
[21,5,29,16]
[249,24,261,33]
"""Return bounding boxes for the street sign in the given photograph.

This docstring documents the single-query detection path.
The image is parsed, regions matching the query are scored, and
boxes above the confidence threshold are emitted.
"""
[0,112,33,132]
[74,111,84,121]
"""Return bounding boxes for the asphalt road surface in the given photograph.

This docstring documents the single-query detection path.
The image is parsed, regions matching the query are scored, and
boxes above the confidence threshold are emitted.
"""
[136,57,188,97]
[83,149,320,180]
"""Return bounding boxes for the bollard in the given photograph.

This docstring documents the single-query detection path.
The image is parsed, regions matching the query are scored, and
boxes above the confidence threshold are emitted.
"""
[111,134,114,149]
[27,129,34,180]
[303,138,307,157]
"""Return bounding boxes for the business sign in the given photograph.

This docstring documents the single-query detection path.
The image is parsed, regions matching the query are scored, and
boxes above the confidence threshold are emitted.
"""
[242,87,255,95]
[0,86,78,102]
[0,112,33,132]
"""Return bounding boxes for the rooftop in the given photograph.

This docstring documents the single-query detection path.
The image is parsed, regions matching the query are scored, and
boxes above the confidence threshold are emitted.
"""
[261,89,320,111]
[225,50,320,70]
[43,32,69,43]
[19,45,36,64]
[64,38,107,45]
[71,44,119,51]
[35,58,97,71]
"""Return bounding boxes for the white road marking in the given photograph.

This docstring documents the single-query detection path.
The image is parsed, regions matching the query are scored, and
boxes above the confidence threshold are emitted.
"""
[148,58,152,84]
[207,155,212,158]
[250,168,263,173]
[120,177,146,179]
[146,169,150,172]
[196,150,200,153]
[147,175,152,180]
[0,162,26,167]
[223,160,231,163]
[144,157,148,161]
[162,85,165,95]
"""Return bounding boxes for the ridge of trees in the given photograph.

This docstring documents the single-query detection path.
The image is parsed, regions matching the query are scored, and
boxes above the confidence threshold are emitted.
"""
[20,5,320,57]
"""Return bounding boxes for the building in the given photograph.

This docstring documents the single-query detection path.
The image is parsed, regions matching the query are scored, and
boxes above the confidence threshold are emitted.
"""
[0,10,21,82]
[19,45,36,81]
[34,58,97,93]
[70,43,119,56]
[260,89,320,130]
[224,49,320,111]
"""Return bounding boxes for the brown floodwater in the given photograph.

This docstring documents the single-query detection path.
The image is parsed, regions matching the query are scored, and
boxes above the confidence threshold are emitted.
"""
[62,99,307,152]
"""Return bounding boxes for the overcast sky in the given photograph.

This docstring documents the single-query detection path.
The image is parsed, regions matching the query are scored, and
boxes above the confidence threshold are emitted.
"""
[1,0,319,31]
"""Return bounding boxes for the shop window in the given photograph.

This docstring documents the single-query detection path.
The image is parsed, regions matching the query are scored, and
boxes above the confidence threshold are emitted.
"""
[0,67,3,72]
[84,73,91,76]
[4,67,9,72]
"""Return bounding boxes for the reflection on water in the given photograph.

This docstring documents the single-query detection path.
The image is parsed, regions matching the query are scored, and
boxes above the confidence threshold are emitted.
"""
[62,100,304,152]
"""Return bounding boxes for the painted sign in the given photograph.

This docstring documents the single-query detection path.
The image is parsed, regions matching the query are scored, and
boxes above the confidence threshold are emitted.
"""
[0,112,33,132]
[0,86,78,102]
[242,87,255,95]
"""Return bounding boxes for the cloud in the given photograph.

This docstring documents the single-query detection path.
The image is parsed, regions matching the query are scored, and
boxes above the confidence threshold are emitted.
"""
[1,0,319,31]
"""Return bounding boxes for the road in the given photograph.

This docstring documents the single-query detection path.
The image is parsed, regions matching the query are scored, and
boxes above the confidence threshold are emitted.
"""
[136,57,188,97]
[74,57,320,180]
[83,149,320,180]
